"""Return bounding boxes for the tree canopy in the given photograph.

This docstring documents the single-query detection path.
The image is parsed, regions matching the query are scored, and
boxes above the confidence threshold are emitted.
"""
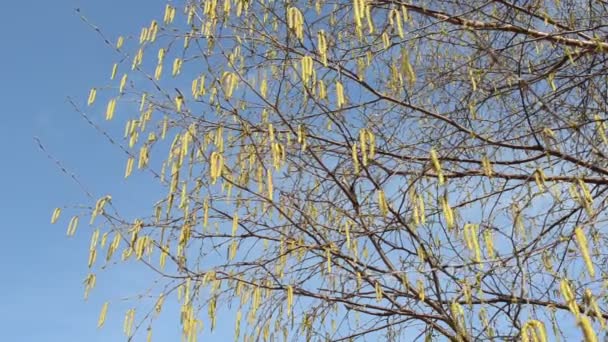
[55,0,608,340]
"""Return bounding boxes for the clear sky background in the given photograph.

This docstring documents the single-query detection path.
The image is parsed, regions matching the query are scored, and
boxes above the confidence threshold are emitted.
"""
[0,1,212,340]
[0,1,589,341]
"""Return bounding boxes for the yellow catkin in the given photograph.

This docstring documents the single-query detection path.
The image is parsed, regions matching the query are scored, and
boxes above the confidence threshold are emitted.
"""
[401,48,416,85]
[413,199,420,226]
[100,232,108,248]
[106,98,117,120]
[463,282,472,305]
[90,229,100,250]
[418,195,426,224]
[469,69,477,91]
[98,302,109,328]
[87,88,97,106]
[575,226,595,278]
[175,95,183,112]
[110,63,118,80]
[116,36,124,49]
[202,197,209,229]
[139,92,147,111]
[353,0,362,28]
[84,273,96,299]
[317,30,328,66]
[191,78,200,98]
[576,179,594,216]
[267,169,274,201]
[450,302,466,336]
[268,123,275,142]
[389,9,404,39]
[132,48,143,70]
[221,72,238,99]
[125,157,134,178]
[67,216,79,236]
[259,78,267,98]
[352,143,360,174]
[359,130,367,167]
[298,125,307,151]
[88,248,97,268]
[344,221,351,249]
[483,230,495,258]
[229,240,238,260]
[336,81,345,108]
[441,195,454,229]
[417,279,425,301]
[155,293,165,315]
[287,7,304,40]
[430,148,444,184]
[560,279,579,317]
[148,20,158,42]
[172,58,183,77]
[569,183,581,203]
[155,64,163,80]
[164,4,176,24]
[301,56,314,85]
[119,74,128,94]
[365,5,374,33]
[223,0,232,15]
[107,233,121,261]
[534,169,546,191]
[359,129,375,166]
[155,49,165,80]
[579,315,598,342]
[548,73,556,91]
[318,80,327,100]
[169,6,176,24]
[464,224,481,262]
[378,190,389,216]
[210,152,223,184]
[481,155,493,177]
[579,179,593,204]
[401,4,409,22]
[522,320,547,342]
[382,32,390,49]
[594,114,608,145]
[101,201,116,223]
[124,309,135,337]
[586,289,606,328]
[287,285,294,315]
[234,310,241,339]
[138,145,149,169]
[159,245,168,269]
[542,251,554,273]
[232,212,239,237]
[51,208,61,224]
[139,27,148,44]
[161,115,168,140]
[375,281,382,302]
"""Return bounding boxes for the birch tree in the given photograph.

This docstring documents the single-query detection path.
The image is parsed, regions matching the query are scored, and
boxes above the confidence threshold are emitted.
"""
[54,0,608,340]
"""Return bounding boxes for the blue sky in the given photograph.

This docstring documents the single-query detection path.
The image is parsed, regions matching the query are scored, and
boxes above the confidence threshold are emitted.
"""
[0,1,595,341]
[0,1,199,340]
